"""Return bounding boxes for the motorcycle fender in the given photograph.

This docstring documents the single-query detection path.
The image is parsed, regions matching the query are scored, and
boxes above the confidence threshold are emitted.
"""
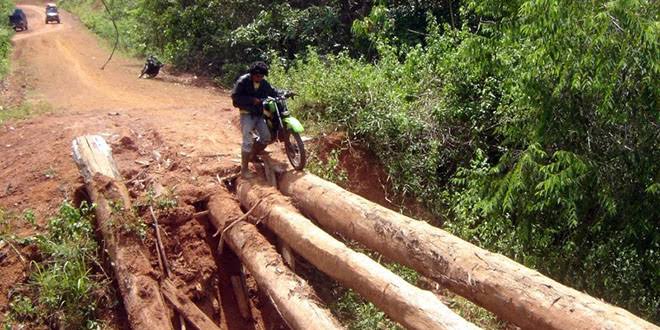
[283,117,304,133]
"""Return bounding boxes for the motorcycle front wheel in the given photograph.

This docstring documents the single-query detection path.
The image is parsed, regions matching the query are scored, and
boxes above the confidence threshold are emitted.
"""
[284,132,306,170]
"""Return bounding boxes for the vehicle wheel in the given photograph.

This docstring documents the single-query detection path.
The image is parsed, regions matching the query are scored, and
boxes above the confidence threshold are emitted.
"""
[284,132,306,170]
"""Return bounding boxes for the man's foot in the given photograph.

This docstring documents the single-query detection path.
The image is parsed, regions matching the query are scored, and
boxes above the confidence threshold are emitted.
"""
[241,151,254,178]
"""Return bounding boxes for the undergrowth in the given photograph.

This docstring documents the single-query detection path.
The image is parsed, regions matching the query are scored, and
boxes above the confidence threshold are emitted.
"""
[0,100,53,124]
[0,0,13,79]
[306,147,349,186]
[3,202,115,329]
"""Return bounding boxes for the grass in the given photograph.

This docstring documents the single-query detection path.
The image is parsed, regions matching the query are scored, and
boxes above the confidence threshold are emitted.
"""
[0,100,53,124]
[108,199,149,241]
[3,202,116,329]
[333,289,401,330]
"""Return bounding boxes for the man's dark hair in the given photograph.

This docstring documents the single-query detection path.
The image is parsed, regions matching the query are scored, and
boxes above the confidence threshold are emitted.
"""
[249,61,269,76]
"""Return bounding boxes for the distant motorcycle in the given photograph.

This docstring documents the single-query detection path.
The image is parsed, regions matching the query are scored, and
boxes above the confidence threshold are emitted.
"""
[259,92,306,170]
[138,55,163,78]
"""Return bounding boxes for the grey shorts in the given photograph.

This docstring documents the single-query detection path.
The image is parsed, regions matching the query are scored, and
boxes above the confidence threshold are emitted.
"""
[240,113,271,153]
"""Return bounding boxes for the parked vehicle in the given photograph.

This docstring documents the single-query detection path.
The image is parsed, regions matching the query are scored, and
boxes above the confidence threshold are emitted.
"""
[139,55,164,78]
[260,92,306,170]
[45,4,60,24]
[9,8,27,32]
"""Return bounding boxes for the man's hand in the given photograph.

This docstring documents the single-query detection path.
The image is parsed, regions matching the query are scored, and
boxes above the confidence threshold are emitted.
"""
[253,98,261,105]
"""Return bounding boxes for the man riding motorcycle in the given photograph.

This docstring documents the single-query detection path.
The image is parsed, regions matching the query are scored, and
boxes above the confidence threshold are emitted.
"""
[231,61,281,178]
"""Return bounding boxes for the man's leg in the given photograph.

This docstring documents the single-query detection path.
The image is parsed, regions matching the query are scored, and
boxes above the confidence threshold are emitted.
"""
[251,117,272,161]
[240,114,258,177]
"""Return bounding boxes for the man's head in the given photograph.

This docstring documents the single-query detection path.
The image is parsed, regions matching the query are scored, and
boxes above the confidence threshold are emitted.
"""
[249,61,268,83]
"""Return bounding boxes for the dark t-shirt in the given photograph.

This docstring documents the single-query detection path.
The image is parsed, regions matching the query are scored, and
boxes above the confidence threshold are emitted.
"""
[231,74,280,115]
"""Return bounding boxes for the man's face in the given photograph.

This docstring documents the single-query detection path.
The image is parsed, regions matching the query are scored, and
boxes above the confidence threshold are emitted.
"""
[251,73,265,83]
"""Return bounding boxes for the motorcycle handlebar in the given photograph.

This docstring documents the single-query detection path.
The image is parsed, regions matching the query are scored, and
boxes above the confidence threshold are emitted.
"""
[262,92,296,103]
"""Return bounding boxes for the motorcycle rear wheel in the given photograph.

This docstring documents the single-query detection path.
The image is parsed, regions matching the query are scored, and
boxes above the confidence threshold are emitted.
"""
[284,132,306,170]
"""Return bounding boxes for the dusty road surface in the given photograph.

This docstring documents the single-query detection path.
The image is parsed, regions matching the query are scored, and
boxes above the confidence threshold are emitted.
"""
[0,2,285,329]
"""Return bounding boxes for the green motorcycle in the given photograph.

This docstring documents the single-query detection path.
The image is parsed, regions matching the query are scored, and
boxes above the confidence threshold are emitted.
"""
[261,92,306,170]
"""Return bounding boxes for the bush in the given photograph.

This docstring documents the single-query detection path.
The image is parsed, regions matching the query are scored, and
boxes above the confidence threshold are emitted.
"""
[6,202,114,329]
[0,0,14,78]
[272,0,659,321]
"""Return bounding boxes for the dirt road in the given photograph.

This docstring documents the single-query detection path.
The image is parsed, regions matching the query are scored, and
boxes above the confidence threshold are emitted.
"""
[2,2,245,217]
[0,2,272,328]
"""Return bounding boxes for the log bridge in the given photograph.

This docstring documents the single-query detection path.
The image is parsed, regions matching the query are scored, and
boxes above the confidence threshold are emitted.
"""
[72,135,657,330]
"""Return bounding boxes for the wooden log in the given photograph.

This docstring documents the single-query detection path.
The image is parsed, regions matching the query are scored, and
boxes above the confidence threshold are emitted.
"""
[237,179,478,330]
[230,275,251,320]
[277,238,296,271]
[277,171,657,330]
[207,190,343,330]
[161,279,221,330]
[72,135,173,330]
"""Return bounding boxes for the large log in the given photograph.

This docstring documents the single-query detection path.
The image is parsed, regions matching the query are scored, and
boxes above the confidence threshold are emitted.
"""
[278,171,657,330]
[237,179,479,330]
[207,189,343,330]
[72,135,173,330]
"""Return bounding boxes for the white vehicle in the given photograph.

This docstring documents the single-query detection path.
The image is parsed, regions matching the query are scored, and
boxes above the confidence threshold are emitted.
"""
[45,3,60,24]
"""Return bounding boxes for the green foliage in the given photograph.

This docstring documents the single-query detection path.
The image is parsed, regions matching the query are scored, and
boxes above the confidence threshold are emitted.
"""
[109,200,149,240]
[0,0,13,78]
[307,148,349,185]
[334,289,400,330]
[449,0,659,319]
[0,100,53,124]
[5,202,113,329]
[272,0,659,321]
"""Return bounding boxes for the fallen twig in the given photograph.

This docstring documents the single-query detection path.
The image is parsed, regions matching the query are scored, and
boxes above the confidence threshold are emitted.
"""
[99,0,119,70]
[149,206,171,276]
[192,210,209,218]
[6,240,25,264]
[149,206,186,330]
[216,173,240,185]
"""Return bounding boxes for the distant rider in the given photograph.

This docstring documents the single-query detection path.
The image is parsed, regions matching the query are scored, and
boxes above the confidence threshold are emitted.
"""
[231,61,281,177]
